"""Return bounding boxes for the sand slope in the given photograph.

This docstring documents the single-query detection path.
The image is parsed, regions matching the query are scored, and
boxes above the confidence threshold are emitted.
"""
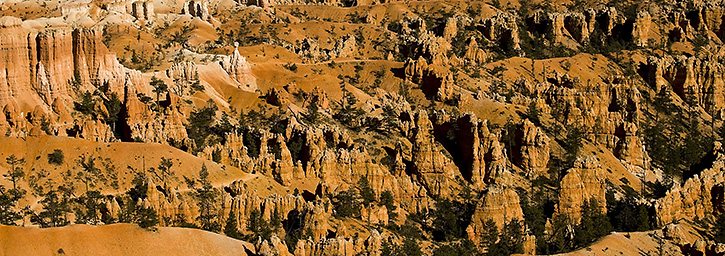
[553,230,686,256]
[0,224,254,256]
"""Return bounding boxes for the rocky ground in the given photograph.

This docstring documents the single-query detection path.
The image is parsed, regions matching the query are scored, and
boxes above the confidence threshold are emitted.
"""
[0,0,725,255]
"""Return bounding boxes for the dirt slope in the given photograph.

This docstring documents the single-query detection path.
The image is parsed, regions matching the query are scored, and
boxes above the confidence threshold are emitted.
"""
[0,223,254,256]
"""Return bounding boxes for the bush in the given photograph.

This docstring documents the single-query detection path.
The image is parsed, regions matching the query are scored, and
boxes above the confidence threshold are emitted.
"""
[379,191,398,220]
[48,149,64,165]
[573,198,612,247]
[357,176,375,206]
[431,198,475,241]
[381,238,422,256]
[433,239,478,256]
[487,220,524,255]
[282,63,298,72]
[186,102,217,152]
[332,189,361,218]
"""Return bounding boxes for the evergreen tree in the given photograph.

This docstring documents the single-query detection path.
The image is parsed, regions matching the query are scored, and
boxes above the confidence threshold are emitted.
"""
[378,190,397,220]
[564,127,583,167]
[357,176,375,206]
[4,155,25,190]
[574,198,612,247]
[195,164,220,232]
[152,157,175,189]
[187,101,217,151]
[224,211,242,239]
[47,149,64,165]
[304,103,321,125]
[332,189,361,218]
[479,219,498,249]
[34,189,71,228]
[333,85,365,130]
[76,155,103,193]
[104,93,122,131]
[487,220,524,256]
[74,190,104,224]
[0,186,23,225]
[246,208,273,240]
[150,76,168,103]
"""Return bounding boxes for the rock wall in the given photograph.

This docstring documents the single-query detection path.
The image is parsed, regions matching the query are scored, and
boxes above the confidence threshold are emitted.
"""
[0,16,142,112]
[514,119,550,178]
[555,156,607,222]
[466,185,524,244]
[220,45,257,92]
[656,142,725,225]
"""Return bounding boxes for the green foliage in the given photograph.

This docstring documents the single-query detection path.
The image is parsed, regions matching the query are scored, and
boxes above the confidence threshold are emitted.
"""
[0,186,24,225]
[487,220,524,256]
[73,190,105,224]
[644,93,713,178]
[169,24,193,47]
[104,93,122,128]
[34,188,72,228]
[4,155,25,190]
[304,103,321,125]
[150,77,168,104]
[573,198,612,246]
[245,208,279,241]
[187,102,217,152]
[581,26,634,55]
[282,63,298,72]
[333,86,365,130]
[332,189,361,218]
[431,198,475,241]
[607,192,651,232]
[542,198,612,254]
[196,164,220,232]
[119,174,159,229]
[357,176,375,206]
[478,219,498,249]
[224,211,243,240]
[75,91,97,117]
[564,127,583,168]
[432,240,478,256]
[379,190,397,220]
[76,155,104,193]
[152,157,175,188]
[381,238,422,256]
[545,214,573,253]
[48,149,64,165]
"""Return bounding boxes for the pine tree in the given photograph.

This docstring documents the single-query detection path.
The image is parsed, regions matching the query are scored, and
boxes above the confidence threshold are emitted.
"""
[565,127,583,167]
[76,155,103,193]
[195,164,220,232]
[479,219,498,249]
[4,155,25,190]
[34,189,71,228]
[574,198,612,247]
[224,211,242,239]
[153,157,174,189]
[0,186,22,225]
[357,176,375,206]
[74,190,104,224]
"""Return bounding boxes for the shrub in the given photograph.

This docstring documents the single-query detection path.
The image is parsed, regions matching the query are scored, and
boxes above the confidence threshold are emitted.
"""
[332,189,361,218]
[48,149,64,165]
